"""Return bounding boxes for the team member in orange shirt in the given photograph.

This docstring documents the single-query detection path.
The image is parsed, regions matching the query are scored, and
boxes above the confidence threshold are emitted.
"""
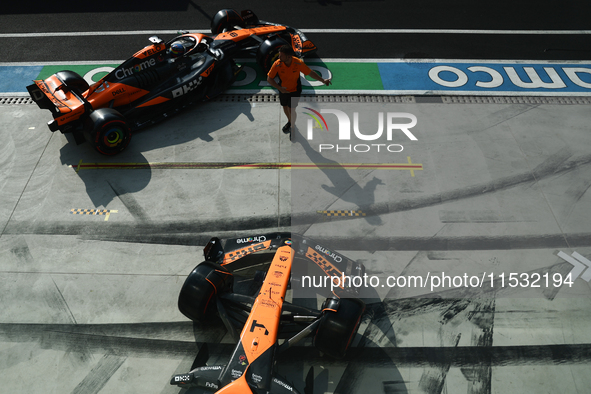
[266,45,331,136]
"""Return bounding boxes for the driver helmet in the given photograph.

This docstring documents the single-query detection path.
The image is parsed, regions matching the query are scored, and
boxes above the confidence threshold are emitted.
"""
[170,42,186,57]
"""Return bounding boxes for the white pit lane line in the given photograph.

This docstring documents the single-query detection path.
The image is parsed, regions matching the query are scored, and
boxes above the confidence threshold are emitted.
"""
[1,29,591,38]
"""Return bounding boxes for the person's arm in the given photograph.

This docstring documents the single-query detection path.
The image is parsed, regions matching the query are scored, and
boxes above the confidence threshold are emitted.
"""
[266,75,289,93]
[307,70,332,86]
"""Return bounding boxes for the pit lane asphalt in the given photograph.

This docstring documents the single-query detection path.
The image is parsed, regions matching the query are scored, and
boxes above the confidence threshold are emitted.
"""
[2,2,591,394]
[3,95,591,394]
[3,0,591,62]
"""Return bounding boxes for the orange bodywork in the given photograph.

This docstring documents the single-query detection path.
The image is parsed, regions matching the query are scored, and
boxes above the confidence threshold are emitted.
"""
[33,75,86,126]
[201,63,215,78]
[31,26,315,132]
[214,374,252,394]
[301,40,317,54]
[215,25,286,42]
[214,245,293,394]
[132,42,166,60]
[182,33,208,47]
[238,245,292,365]
[32,75,154,127]
[290,33,303,57]
[222,240,273,265]
[304,246,346,291]
[87,81,150,108]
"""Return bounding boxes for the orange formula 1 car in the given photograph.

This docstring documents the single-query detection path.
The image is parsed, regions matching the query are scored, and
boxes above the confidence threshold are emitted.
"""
[26,9,317,155]
[170,233,366,394]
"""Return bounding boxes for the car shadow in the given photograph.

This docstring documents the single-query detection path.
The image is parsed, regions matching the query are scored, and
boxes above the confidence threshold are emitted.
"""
[130,98,255,151]
[58,97,254,208]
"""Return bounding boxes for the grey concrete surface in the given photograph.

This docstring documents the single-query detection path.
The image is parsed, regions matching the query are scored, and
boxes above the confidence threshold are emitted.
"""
[1,97,591,394]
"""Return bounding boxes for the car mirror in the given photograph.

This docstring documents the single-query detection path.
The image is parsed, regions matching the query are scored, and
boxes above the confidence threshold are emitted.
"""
[149,35,163,44]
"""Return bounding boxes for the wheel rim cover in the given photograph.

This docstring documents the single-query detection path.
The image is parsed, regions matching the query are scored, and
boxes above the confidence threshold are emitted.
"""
[104,126,124,147]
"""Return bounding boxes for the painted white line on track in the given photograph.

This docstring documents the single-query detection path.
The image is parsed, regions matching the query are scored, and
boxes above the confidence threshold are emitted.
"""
[0,60,124,66]
[0,30,209,38]
[302,29,591,35]
[1,29,591,38]
[3,58,591,67]
[230,89,591,97]
[7,90,589,97]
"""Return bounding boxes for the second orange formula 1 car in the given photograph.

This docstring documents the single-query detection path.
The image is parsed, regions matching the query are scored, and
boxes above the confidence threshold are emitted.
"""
[170,233,366,394]
[26,9,317,155]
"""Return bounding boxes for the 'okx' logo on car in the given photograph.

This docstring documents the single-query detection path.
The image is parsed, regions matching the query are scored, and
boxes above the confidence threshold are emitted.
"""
[172,77,203,98]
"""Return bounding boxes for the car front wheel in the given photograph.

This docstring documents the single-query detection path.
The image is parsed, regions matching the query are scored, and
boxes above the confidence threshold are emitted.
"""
[178,261,234,322]
[314,297,365,358]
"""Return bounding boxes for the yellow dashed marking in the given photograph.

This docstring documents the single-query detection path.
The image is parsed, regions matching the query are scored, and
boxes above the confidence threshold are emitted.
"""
[70,209,118,221]
[317,210,367,217]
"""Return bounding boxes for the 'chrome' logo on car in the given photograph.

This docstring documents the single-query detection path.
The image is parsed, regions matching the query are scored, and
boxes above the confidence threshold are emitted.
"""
[237,236,267,244]
[115,58,157,79]
[315,245,342,263]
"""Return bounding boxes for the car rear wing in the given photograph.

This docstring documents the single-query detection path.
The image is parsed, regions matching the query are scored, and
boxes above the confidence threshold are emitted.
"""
[203,233,365,296]
[27,82,56,112]
[237,9,316,58]
[26,74,90,132]
[256,19,316,57]
[211,9,316,59]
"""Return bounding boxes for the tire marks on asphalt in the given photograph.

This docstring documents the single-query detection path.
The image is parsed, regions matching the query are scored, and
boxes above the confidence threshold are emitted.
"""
[0,297,588,394]
[70,353,126,394]
[5,150,591,250]
[107,181,150,223]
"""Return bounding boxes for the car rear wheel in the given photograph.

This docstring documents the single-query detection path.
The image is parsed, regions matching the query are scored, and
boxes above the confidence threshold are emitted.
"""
[314,297,365,358]
[256,36,289,73]
[86,108,132,155]
[211,9,245,34]
[178,261,234,322]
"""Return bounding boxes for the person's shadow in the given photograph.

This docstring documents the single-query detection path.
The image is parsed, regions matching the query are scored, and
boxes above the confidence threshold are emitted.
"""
[291,121,385,229]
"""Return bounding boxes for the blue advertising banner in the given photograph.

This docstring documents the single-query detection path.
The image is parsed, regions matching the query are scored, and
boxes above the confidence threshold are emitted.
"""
[3,60,591,96]
[0,66,43,93]
[378,60,591,95]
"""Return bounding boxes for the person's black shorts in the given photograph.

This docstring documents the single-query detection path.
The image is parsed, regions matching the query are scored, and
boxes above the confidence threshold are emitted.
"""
[279,88,302,108]
[279,79,302,108]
